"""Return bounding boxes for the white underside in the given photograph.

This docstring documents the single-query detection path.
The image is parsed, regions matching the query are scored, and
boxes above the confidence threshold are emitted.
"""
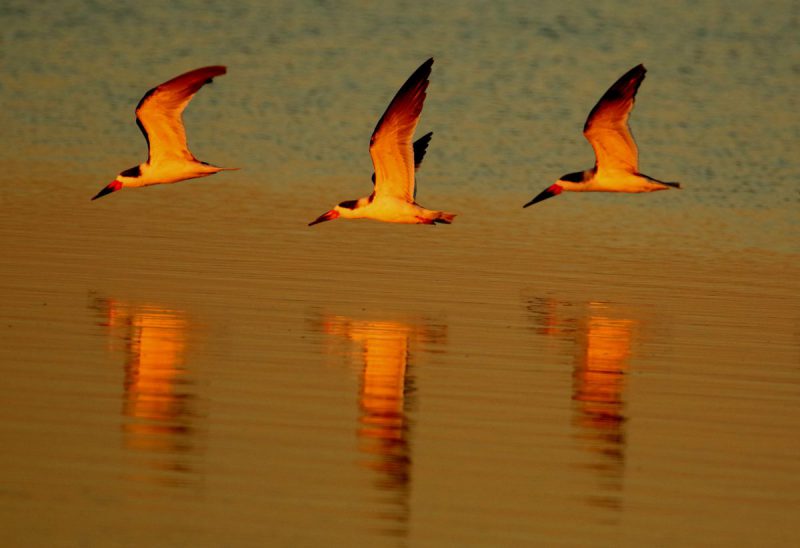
[121,160,224,188]
[563,170,669,193]
[342,196,451,224]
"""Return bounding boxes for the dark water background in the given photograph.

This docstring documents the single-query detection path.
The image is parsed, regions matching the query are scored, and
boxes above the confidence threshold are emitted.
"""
[1,1,798,546]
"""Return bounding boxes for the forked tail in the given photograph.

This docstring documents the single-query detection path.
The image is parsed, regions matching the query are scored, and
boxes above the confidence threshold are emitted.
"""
[433,211,457,224]
[640,172,681,190]
[199,161,240,173]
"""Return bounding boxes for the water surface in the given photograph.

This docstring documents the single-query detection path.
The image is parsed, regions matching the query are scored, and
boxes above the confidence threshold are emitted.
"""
[1,1,798,546]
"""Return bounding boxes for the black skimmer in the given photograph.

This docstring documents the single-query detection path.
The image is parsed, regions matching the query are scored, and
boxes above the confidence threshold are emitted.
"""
[523,64,680,208]
[91,66,236,200]
[309,58,456,226]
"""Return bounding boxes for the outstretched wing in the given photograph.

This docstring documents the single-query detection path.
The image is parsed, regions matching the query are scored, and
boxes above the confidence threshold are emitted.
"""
[411,131,433,199]
[413,131,433,170]
[583,64,645,175]
[369,58,432,202]
[371,131,433,186]
[135,66,226,165]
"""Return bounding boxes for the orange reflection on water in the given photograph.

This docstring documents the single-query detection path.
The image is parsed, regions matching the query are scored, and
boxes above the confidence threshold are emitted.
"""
[318,313,445,535]
[529,298,638,509]
[574,304,635,465]
[92,297,201,485]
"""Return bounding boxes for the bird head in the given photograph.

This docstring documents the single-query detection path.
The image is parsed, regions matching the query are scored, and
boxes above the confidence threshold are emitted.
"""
[308,198,366,226]
[522,171,586,208]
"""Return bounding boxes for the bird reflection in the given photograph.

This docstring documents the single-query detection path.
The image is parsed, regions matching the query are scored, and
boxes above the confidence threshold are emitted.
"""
[528,298,638,511]
[316,313,445,537]
[91,297,202,488]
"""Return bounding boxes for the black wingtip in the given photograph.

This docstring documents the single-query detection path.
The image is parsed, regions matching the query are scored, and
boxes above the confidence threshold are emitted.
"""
[412,58,434,81]
[370,57,435,140]
[418,58,434,76]
[627,63,647,81]
[413,131,434,169]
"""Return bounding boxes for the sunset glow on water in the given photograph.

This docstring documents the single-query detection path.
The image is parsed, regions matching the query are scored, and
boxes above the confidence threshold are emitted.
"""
[1,1,798,546]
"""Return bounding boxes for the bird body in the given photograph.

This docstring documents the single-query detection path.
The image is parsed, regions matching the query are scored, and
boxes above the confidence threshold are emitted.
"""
[309,58,456,226]
[114,160,228,188]
[326,195,456,225]
[92,66,234,200]
[555,169,677,194]
[524,64,680,208]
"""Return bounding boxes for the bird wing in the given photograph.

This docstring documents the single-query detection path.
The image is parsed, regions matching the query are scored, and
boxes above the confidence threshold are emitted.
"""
[583,64,646,175]
[135,66,226,165]
[411,131,433,199]
[371,131,433,190]
[369,58,432,202]
[413,131,433,171]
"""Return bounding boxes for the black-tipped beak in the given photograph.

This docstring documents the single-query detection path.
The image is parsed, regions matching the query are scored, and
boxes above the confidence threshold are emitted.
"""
[308,209,340,226]
[523,184,563,208]
[91,181,122,201]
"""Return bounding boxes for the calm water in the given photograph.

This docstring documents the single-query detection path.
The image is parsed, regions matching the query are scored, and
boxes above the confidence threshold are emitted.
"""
[1,1,799,546]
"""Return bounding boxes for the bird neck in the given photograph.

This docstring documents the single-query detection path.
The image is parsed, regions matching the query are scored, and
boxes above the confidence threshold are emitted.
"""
[557,170,591,191]
[336,197,372,219]
[117,164,148,187]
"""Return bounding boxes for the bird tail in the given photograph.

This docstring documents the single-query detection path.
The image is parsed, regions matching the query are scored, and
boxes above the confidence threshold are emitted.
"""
[433,211,457,224]
[199,160,240,172]
[640,173,681,190]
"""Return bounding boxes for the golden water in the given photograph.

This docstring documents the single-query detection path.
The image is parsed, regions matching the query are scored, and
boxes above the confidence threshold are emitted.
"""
[1,1,798,546]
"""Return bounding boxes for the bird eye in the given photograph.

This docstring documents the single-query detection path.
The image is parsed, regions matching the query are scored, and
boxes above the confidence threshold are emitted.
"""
[120,166,141,178]
[560,172,583,182]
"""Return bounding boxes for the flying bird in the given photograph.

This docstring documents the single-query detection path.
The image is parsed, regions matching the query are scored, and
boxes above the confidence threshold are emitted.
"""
[372,131,432,188]
[309,58,456,226]
[91,66,236,200]
[523,64,680,208]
